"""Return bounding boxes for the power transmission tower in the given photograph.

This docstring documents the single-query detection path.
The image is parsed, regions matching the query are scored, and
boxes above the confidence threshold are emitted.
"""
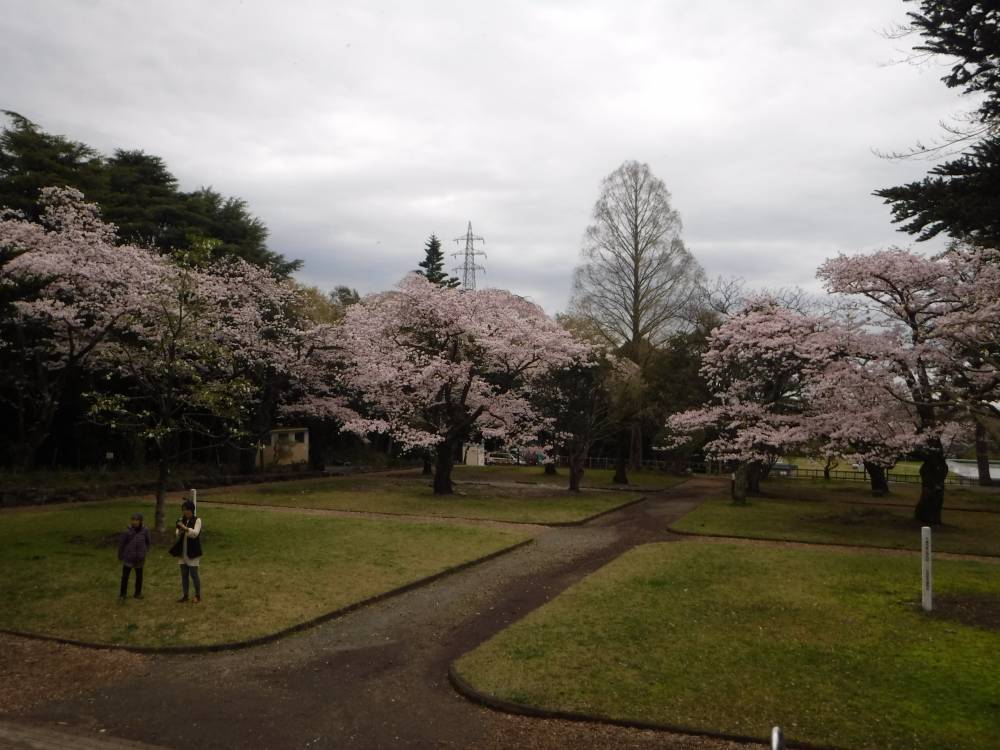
[452,221,486,290]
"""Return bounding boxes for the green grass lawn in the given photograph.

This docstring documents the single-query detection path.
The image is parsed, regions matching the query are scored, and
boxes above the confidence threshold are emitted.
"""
[0,463,317,493]
[452,465,687,492]
[200,473,642,524]
[671,493,1000,556]
[781,455,925,476]
[0,502,528,647]
[455,541,1000,750]
[765,478,1000,513]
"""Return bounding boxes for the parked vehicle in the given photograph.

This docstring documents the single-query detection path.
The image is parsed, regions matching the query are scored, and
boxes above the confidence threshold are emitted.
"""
[485,452,517,465]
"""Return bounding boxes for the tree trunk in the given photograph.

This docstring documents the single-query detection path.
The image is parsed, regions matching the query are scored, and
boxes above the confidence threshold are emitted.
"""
[14,395,59,471]
[246,380,284,474]
[567,446,587,493]
[864,462,889,497]
[154,457,169,533]
[915,453,947,526]
[732,463,748,505]
[612,430,629,484]
[433,440,455,495]
[131,431,146,469]
[747,461,762,495]
[238,445,257,474]
[422,453,433,476]
[544,463,557,476]
[823,462,831,481]
[628,422,642,472]
[568,458,585,493]
[975,420,993,486]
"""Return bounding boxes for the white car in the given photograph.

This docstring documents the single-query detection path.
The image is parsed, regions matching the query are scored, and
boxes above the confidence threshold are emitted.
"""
[485,452,517,465]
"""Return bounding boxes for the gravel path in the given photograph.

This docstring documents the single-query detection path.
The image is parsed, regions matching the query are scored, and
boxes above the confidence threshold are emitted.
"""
[5,476,765,749]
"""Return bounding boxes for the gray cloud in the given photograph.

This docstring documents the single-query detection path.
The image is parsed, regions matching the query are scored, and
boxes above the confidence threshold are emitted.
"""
[2,0,961,312]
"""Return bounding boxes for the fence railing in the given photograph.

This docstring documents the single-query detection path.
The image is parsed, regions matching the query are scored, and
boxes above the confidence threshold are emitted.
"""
[685,462,982,487]
[556,456,984,487]
[553,456,676,471]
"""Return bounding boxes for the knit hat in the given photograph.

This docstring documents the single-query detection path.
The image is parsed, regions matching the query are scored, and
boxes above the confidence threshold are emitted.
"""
[131,512,143,522]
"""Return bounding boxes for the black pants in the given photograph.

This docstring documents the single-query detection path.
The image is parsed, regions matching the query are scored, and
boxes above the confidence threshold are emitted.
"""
[180,564,201,597]
[120,565,143,597]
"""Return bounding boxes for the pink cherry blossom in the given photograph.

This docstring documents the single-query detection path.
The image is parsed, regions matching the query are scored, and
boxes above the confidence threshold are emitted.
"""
[336,274,589,493]
[1,187,166,467]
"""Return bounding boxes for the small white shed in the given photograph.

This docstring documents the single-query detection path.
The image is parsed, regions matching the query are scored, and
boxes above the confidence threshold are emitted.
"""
[463,443,486,466]
[257,427,309,467]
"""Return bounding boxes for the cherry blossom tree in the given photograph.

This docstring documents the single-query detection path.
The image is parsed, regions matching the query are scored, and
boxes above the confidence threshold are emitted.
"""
[666,298,850,502]
[0,187,163,468]
[198,255,352,473]
[806,356,922,496]
[818,245,1000,524]
[667,253,993,517]
[336,275,588,494]
[89,252,339,531]
[88,255,253,531]
[273,313,358,463]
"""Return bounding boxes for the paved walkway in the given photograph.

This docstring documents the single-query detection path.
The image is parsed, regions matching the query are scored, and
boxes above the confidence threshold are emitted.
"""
[4,477,765,750]
[0,721,169,750]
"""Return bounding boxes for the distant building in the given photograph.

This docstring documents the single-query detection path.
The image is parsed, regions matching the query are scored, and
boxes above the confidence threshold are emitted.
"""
[463,443,486,466]
[257,427,309,468]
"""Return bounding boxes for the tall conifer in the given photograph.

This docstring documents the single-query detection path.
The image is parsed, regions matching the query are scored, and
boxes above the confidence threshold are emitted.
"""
[416,234,460,288]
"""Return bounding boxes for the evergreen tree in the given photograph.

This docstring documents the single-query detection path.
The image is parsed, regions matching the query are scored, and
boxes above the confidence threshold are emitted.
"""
[416,234,460,287]
[877,138,1000,247]
[183,187,301,276]
[103,149,185,248]
[876,2,1000,247]
[0,111,105,220]
[0,112,301,276]
[329,285,361,316]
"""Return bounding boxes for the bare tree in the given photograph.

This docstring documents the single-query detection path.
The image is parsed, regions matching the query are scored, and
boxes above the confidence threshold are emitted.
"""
[688,276,823,329]
[570,161,702,472]
[699,275,746,317]
[570,161,703,362]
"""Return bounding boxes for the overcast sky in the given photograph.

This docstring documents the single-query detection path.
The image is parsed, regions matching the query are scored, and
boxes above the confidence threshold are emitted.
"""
[2,0,965,313]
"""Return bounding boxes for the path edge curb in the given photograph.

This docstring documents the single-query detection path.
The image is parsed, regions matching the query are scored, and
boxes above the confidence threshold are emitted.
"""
[200,493,651,527]
[446,663,845,750]
[0,538,535,655]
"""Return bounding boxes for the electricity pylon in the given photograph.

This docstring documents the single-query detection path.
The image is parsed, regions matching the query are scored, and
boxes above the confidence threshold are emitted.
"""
[452,221,486,290]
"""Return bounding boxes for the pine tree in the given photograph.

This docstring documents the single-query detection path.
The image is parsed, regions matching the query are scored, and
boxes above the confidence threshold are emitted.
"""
[416,234,460,288]
[0,111,105,220]
[875,2,1000,247]
[0,112,301,276]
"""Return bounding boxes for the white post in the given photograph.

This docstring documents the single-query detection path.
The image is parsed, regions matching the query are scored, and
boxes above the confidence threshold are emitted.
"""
[191,488,198,514]
[771,726,784,750]
[921,526,932,612]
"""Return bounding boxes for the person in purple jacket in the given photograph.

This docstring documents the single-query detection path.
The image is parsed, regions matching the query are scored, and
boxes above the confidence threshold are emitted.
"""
[117,512,151,601]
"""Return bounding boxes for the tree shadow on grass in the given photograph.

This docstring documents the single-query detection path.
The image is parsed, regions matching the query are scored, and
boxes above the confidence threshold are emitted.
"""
[929,593,1000,631]
[811,507,913,528]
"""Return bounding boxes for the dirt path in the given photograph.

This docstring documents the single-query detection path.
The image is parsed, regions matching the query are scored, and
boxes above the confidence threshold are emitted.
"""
[4,476,765,750]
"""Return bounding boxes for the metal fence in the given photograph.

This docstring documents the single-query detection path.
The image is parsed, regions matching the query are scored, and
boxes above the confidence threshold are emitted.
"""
[774,466,979,487]
[554,456,676,471]
[685,462,982,487]
[556,455,984,487]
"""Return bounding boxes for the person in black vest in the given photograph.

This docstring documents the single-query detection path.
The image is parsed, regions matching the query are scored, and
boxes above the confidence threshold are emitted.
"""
[171,499,203,603]
[117,512,150,601]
